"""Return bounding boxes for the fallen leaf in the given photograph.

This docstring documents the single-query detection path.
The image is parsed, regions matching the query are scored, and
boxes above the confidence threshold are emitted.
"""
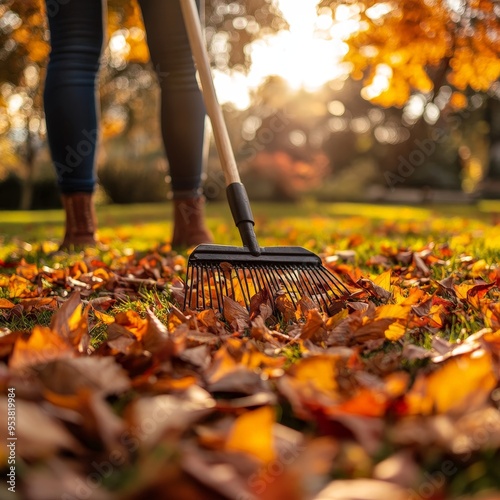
[406,350,497,415]
[225,406,276,463]
[0,298,15,309]
[9,326,75,371]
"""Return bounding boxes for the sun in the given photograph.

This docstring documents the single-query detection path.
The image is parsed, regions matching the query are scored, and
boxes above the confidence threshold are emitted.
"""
[214,0,358,109]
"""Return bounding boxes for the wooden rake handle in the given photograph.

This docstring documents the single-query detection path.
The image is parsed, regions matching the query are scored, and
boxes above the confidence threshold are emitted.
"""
[180,0,261,255]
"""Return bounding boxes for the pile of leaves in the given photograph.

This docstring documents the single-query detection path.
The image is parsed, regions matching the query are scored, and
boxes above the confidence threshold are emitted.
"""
[1,238,500,499]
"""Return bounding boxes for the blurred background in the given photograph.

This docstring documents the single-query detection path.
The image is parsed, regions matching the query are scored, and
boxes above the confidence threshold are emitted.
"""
[1,0,499,210]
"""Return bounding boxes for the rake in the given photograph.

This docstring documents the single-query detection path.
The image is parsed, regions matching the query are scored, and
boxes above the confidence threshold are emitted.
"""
[180,0,349,314]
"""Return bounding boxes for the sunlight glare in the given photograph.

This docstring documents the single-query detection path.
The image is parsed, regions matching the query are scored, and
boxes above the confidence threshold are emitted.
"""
[215,0,358,108]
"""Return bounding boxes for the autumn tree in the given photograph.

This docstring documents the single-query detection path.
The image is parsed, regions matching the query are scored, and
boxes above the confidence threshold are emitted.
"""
[320,0,500,192]
[0,0,49,209]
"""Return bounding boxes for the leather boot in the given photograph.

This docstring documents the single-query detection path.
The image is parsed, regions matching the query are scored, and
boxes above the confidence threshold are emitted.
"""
[171,196,213,248]
[59,192,97,251]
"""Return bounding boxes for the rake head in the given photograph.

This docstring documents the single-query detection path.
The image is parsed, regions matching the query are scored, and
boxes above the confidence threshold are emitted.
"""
[183,244,350,315]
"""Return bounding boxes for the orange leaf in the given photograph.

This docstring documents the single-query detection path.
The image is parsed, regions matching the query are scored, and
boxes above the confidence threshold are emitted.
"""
[9,326,75,371]
[225,406,276,463]
[115,310,148,340]
[0,298,15,309]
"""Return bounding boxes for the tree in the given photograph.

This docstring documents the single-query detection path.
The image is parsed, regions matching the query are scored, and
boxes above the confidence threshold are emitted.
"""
[320,0,500,107]
[319,0,500,193]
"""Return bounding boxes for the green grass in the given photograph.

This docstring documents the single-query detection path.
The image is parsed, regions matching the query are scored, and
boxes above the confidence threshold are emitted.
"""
[1,200,500,257]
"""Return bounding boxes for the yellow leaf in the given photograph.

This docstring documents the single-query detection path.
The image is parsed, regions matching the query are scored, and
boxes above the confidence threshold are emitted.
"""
[8,275,33,298]
[471,259,488,278]
[225,406,276,463]
[288,355,340,395]
[375,304,411,321]
[384,321,406,341]
[373,270,392,292]
[406,350,497,415]
[94,310,115,325]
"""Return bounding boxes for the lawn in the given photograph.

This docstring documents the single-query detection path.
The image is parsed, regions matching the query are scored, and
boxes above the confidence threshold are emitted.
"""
[1,201,500,500]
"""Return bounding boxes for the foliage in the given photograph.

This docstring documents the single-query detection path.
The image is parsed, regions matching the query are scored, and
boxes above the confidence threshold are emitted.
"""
[321,0,500,108]
[1,203,500,498]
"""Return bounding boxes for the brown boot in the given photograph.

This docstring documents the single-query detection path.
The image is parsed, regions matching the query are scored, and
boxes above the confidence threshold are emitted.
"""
[171,196,214,248]
[59,192,97,251]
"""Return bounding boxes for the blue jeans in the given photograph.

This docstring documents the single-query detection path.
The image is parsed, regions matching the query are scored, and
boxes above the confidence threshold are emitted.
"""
[44,0,205,195]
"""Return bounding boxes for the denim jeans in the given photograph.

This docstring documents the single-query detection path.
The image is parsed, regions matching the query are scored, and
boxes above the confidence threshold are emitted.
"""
[44,0,205,195]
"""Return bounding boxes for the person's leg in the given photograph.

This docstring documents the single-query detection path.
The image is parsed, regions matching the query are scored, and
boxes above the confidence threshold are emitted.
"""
[138,0,213,246]
[43,0,104,248]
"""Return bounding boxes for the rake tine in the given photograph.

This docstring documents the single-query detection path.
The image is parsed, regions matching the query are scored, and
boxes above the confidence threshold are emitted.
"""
[282,265,304,304]
[300,268,314,300]
[234,266,251,310]
[254,268,276,306]
[277,265,299,308]
[266,267,283,297]
[183,265,191,310]
[316,266,348,297]
[308,267,335,305]
[312,269,334,311]
[193,267,200,309]
[255,269,269,290]
[214,264,224,310]
[201,266,207,309]
[241,266,255,307]
[248,266,264,295]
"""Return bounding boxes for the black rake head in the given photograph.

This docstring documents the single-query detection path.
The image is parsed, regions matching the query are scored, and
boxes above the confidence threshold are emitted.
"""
[183,244,350,315]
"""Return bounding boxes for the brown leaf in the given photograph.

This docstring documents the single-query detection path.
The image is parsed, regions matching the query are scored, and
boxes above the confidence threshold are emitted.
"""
[129,386,215,448]
[50,291,88,348]
[275,293,296,322]
[300,309,327,343]
[0,398,82,460]
[34,357,131,396]
[223,296,249,330]
[249,287,273,321]
[143,309,175,359]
